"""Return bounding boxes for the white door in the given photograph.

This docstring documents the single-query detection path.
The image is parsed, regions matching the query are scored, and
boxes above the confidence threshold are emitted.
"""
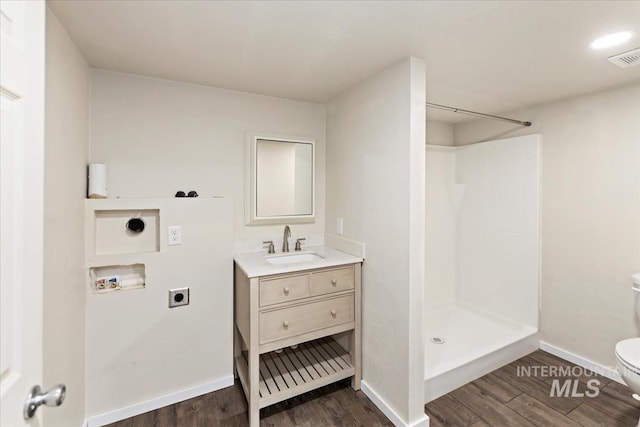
[0,0,51,424]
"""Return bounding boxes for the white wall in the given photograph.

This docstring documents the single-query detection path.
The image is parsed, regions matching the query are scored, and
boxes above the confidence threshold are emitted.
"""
[326,58,426,426]
[43,8,90,427]
[90,70,326,251]
[84,198,234,421]
[425,146,457,308]
[426,120,455,146]
[455,136,540,328]
[455,84,640,368]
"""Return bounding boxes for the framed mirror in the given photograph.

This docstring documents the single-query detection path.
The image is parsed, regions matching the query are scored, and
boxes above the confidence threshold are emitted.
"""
[245,133,315,225]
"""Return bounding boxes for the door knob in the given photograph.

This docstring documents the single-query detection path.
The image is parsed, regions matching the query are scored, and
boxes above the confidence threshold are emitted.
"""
[24,384,66,419]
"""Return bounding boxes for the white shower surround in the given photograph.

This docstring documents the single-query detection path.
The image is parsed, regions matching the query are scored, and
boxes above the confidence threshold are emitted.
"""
[425,135,540,402]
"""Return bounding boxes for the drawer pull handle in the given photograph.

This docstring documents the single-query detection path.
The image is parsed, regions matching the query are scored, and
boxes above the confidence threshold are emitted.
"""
[283,321,289,329]
[331,309,337,317]
[283,287,290,295]
[331,279,337,286]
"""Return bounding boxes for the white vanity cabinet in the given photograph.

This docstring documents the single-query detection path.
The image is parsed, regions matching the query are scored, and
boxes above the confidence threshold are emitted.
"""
[233,260,362,426]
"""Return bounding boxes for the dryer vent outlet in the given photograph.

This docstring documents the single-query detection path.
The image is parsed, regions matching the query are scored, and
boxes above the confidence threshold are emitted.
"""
[169,287,190,308]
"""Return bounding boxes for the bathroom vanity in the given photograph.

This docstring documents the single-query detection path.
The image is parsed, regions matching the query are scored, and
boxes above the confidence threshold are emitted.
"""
[233,247,362,426]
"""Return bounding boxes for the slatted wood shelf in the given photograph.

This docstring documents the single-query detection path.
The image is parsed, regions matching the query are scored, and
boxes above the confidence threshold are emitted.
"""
[236,336,355,409]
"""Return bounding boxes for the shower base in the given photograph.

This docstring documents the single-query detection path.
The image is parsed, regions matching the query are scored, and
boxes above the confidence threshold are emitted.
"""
[424,302,538,403]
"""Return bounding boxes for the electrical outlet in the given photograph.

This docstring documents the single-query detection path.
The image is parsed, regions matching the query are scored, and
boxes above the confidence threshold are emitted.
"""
[168,225,182,245]
[336,218,344,235]
[169,287,189,308]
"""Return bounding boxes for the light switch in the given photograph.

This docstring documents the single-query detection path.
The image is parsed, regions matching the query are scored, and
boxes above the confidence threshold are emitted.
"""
[336,218,344,235]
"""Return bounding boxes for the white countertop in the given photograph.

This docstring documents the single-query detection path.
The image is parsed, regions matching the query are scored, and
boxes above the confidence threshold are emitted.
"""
[234,246,363,278]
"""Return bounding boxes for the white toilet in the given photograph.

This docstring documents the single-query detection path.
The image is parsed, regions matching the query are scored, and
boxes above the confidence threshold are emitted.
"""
[615,273,640,426]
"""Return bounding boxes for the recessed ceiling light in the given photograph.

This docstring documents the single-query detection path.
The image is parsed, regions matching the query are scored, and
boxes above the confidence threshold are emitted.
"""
[589,31,636,49]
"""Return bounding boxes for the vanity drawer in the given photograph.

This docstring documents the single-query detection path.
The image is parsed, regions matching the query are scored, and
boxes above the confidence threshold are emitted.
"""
[259,294,354,344]
[310,266,354,296]
[259,274,309,306]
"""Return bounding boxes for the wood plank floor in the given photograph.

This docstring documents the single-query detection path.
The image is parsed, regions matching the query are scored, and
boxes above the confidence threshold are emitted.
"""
[426,350,640,427]
[106,378,392,427]
[107,350,640,426]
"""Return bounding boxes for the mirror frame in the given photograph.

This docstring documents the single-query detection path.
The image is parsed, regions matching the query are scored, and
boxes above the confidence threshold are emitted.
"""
[245,132,316,225]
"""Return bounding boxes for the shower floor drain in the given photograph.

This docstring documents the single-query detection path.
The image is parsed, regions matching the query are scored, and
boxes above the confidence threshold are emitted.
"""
[430,337,445,344]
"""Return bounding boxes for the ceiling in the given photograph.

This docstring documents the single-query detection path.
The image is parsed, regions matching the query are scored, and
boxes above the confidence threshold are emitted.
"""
[48,0,640,123]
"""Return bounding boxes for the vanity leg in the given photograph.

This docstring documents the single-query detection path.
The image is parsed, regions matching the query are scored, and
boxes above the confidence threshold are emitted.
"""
[248,350,260,426]
[351,263,362,390]
[248,277,261,426]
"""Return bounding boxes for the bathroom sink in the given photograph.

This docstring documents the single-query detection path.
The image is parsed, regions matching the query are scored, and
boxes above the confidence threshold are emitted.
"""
[264,252,323,265]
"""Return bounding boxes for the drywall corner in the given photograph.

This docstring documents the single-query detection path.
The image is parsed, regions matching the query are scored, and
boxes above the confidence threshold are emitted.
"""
[325,56,425,425]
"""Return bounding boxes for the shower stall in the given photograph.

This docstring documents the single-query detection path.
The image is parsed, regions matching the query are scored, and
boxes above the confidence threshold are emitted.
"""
[424,134,540,402]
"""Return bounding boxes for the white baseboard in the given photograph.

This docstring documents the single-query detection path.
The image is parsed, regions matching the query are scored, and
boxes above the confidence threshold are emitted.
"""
[410,414,430,427]
[85,375,234,427]
[539,341,624,384]
[361,381,429,427]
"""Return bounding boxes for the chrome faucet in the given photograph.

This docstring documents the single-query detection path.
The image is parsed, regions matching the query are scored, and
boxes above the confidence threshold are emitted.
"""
[282,225,291,252]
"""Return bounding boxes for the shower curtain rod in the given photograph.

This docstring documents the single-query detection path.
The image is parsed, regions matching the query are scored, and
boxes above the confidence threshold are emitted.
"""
[426,102,532,127]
